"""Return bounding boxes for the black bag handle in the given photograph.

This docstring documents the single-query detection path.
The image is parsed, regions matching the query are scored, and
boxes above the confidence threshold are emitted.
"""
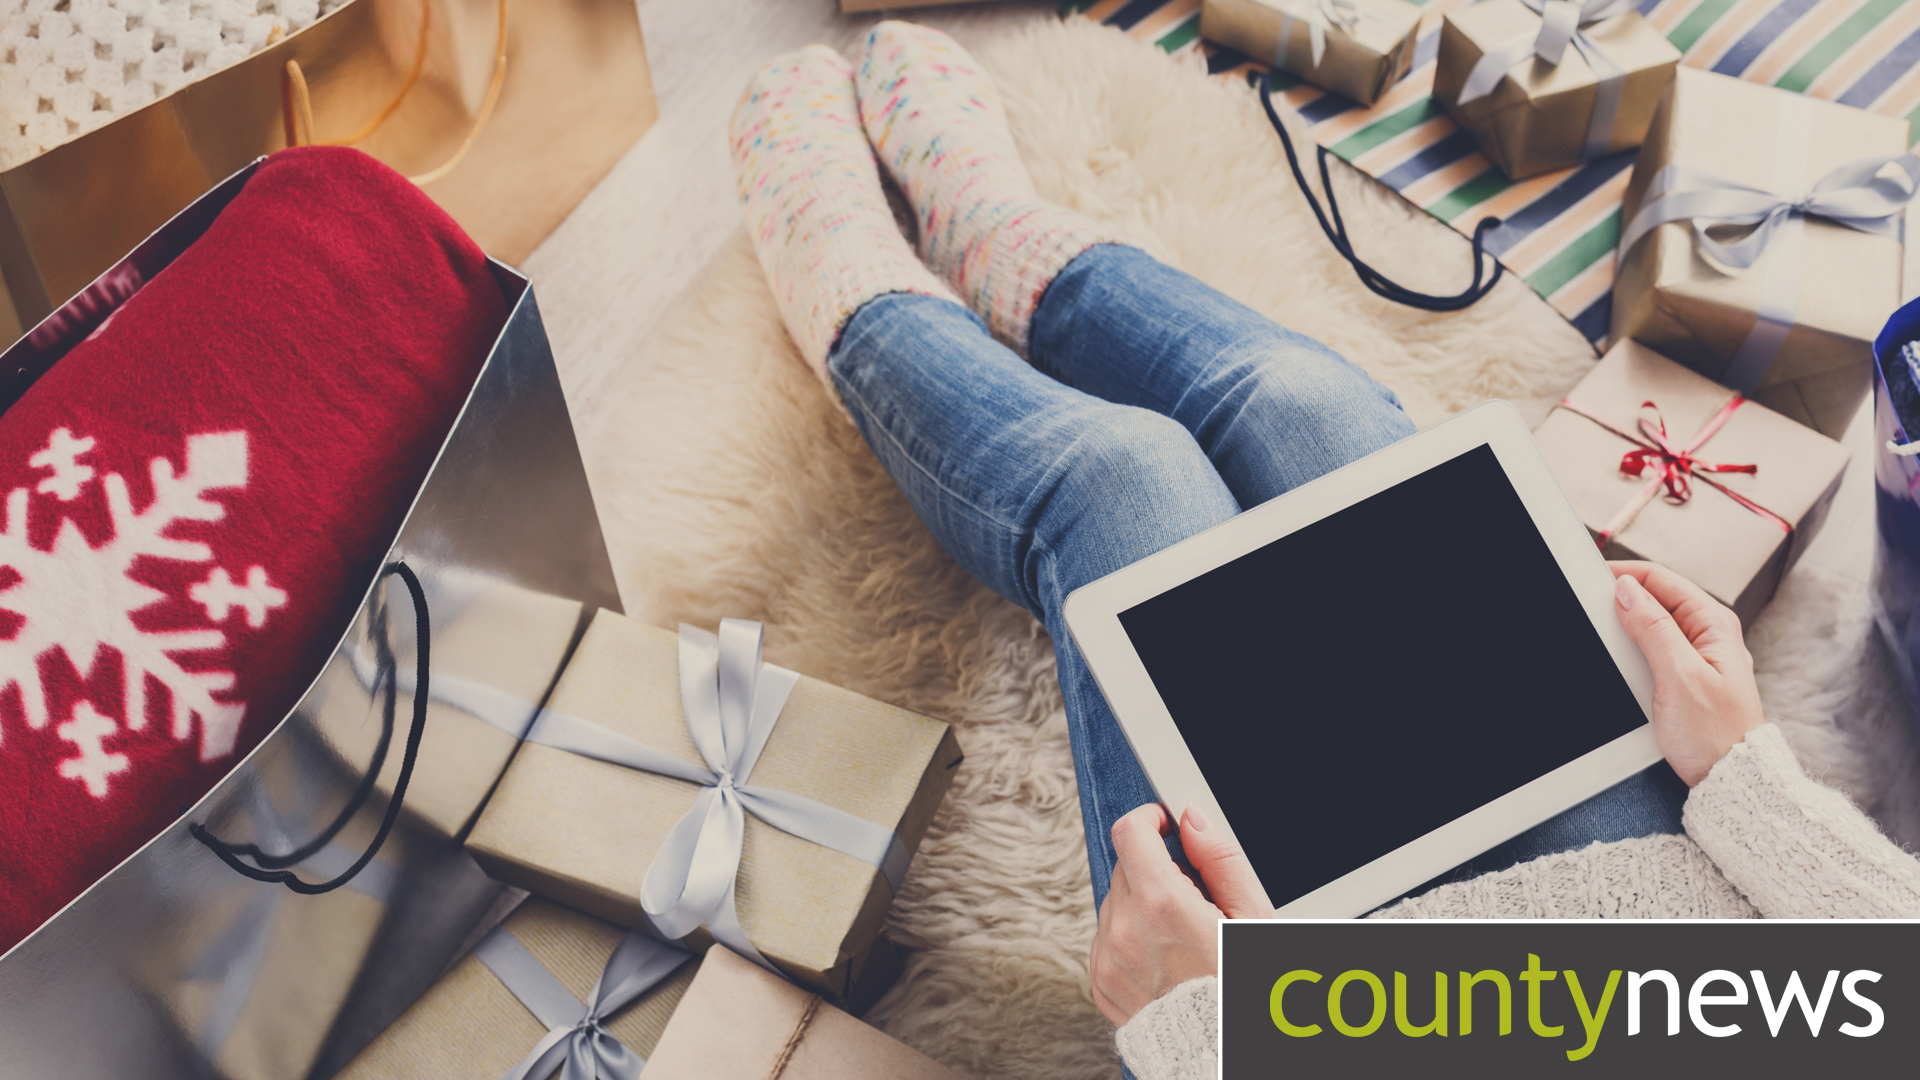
[190,561,430,895]
[1252,69,1505,312]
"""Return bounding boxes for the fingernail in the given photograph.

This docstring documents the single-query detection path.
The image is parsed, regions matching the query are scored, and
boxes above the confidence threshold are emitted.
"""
[1185,805,1209,832]
[1615,575,1636,611]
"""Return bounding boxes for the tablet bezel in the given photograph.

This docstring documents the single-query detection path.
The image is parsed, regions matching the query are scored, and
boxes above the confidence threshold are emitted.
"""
[1061,400,1661,918]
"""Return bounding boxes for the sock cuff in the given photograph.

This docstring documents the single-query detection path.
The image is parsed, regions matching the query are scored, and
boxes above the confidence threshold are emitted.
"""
[966,203,1126,354]
[769,248,959,373]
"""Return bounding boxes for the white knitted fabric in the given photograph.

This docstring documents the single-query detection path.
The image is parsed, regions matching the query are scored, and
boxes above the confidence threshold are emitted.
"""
[0,0,347,170]
[1114,724,1920,1080]
[729,44,960,379]
[1683,723,1920,917]
[1114,977,1215,1080]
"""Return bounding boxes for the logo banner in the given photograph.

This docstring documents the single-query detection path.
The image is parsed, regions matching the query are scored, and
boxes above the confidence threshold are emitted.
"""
[1222,920,1917,1071]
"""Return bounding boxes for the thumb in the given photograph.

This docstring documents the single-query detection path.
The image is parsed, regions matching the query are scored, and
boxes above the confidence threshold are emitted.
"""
[1180,805,1272,919]
[1613,573,1698,683]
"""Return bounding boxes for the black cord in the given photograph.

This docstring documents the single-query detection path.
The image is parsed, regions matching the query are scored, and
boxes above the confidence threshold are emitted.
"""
[1252,69,1505,311]
[190,561,429,895]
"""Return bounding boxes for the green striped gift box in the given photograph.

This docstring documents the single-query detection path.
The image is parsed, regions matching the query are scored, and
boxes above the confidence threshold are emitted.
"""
[1068,0,1920,347]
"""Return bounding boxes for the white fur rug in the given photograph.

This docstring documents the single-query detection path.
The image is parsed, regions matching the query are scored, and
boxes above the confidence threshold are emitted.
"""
[569,18,1920,1080]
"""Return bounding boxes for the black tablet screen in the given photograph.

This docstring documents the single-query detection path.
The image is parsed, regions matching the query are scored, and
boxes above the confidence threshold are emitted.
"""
[1116,443,1646,908]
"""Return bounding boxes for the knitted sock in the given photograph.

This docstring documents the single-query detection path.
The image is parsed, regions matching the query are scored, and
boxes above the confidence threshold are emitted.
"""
[728,45,958,378]
[856,21,1120,353]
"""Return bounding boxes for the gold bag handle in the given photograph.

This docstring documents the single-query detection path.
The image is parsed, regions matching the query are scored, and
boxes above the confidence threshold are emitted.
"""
[277,0,508,186]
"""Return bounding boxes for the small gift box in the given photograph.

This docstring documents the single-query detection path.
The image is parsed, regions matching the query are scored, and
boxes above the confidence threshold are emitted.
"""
[1612,67,1916,440]
[1533,340,1850,626]
[642,944,960,1080]
[1434,0,1679,179]
[465,610,963,1002]
[311,576,586,836]
[334,898,697,1080]
[1201,0,1421,107]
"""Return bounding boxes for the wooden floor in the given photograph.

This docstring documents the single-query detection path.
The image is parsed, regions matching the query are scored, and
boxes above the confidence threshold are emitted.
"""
[522,0,1055,467]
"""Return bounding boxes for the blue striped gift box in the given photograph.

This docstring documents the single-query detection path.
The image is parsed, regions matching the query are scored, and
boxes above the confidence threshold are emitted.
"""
[1067,0,1920,347]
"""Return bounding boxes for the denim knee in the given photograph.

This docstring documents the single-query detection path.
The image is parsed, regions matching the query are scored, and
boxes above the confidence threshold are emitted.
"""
[1029,405,1240,607]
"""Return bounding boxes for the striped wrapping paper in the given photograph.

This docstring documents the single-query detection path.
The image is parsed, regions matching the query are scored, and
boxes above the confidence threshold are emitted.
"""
[1068,0,1920,347]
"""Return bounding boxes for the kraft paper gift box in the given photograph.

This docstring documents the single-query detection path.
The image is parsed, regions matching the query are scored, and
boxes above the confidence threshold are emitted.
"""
[1434,0,1679,179]
[160,785,404,1080]
[335,898,697,1080]
[1612,67,1914,440]
[465,609,964,1003]
[311,575,585,836]
[642,944,960,1080]
[1201,0,1421,107]
[1533,340,1850,626]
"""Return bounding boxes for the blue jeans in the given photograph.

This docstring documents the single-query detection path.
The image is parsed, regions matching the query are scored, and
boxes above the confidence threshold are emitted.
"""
[827,244,1687,910]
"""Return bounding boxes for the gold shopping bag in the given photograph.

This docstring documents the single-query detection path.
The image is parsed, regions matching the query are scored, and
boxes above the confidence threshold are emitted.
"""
[0,0,655,343]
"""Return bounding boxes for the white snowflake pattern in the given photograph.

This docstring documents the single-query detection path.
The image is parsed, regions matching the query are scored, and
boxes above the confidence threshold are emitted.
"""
[192,566,288,629]
[56,700,128,798]
[0,428,281,790]
[29,427,94,501]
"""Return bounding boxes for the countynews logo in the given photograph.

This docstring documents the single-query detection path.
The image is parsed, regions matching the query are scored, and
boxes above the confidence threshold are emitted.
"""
[1219,922,1914,1072]
[1267,955,1884,1060]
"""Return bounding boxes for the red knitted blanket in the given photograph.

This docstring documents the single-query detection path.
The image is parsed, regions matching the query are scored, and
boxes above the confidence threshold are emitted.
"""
[0,147,506,950]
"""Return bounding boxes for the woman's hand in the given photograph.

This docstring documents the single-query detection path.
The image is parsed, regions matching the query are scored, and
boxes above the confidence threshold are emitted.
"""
[1609,560,1766,786]
[1089,802,1274,1027]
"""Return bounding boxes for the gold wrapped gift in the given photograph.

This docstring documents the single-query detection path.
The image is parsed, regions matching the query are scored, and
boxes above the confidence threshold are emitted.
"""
[310,575,586,836]
[642,945,960,1080]
[0,0,657,345]
[466,610,963,1002]
[1612,67,1914,439]
[335,898,697,1080]
[1534,340,1850,626]
[1201,0,1420,107]
[1434,0,1678,179]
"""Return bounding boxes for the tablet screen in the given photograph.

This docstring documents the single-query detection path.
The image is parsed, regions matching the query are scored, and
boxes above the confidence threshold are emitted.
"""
[1116,443,1645,908]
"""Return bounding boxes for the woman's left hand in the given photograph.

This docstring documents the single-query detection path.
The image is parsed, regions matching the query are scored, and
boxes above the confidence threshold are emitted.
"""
[1089,802,1274,1026]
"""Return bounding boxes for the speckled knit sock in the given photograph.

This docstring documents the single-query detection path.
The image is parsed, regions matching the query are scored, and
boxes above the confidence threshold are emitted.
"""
[729,45,958,378]
[856,21,1121,354]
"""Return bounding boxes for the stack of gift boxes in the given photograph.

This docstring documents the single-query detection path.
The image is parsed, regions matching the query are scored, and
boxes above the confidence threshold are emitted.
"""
[329,609,965,1079]
[1202,0,1918,625]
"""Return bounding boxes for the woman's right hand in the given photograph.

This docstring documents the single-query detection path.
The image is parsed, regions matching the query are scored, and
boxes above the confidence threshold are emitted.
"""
[1608,560,1766,786]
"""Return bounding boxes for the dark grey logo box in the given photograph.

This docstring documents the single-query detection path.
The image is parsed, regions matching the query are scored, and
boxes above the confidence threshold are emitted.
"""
[1223,920,1918,1073]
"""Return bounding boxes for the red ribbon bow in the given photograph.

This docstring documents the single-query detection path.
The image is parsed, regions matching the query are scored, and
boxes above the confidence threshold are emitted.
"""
[1555,395,1790,547]
[1614,399,1758,505]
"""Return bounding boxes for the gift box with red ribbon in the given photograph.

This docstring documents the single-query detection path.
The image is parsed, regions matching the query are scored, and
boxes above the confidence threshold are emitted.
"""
[1533,339,1850,626]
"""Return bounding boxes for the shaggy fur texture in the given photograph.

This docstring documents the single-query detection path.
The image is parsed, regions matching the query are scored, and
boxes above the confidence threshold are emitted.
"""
[571,18,1920,1079]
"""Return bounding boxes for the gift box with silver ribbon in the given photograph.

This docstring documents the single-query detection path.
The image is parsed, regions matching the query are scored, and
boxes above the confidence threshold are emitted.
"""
[465,610,962,1003]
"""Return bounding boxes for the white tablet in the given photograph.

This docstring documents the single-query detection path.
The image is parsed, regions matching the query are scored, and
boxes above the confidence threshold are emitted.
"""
[1061,400,1661,918]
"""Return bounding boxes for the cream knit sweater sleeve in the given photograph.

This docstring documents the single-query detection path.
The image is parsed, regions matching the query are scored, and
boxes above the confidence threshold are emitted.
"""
[1683,723,1920,918]
[1115,977,1216,1080]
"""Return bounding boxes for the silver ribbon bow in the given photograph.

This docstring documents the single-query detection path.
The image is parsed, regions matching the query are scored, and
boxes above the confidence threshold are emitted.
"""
[1456,0,1639,159]
[1617,146,1920,392]
[524,619,912,971]
[473,923,692,1080]
[1277,0,1367,68]
[184,784,399,1060]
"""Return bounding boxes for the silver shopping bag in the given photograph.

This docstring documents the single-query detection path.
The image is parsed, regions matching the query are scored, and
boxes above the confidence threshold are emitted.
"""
[0,159,621,1079]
